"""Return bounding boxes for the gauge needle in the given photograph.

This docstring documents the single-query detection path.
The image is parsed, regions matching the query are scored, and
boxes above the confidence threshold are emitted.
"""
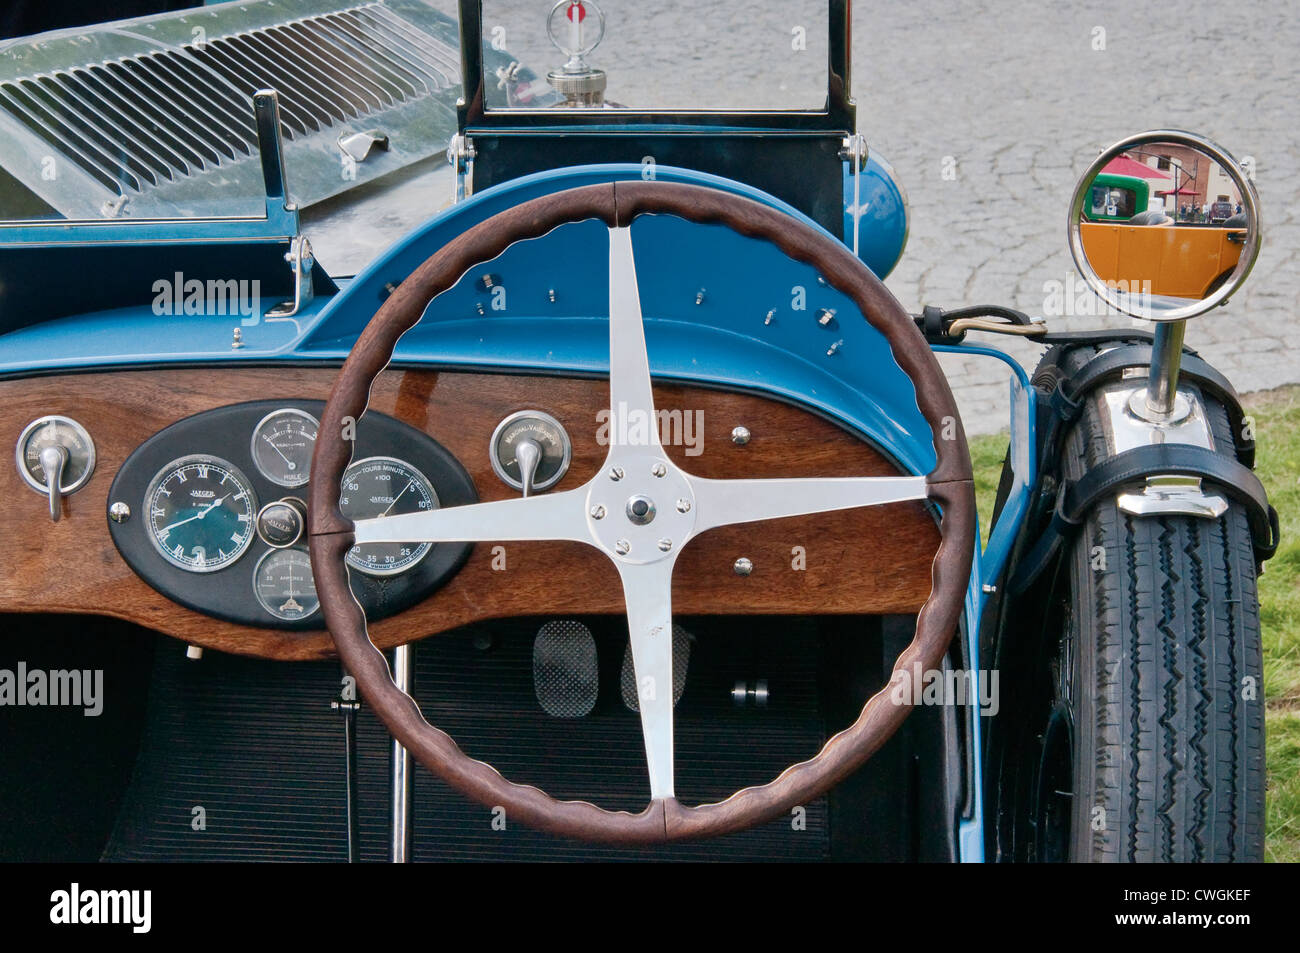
[263,435,295,469]
[379,481,412,517]
[159,495,229,535]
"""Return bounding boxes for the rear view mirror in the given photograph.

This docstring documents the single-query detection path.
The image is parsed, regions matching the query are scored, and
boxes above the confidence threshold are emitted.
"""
[1067,130,1260,323]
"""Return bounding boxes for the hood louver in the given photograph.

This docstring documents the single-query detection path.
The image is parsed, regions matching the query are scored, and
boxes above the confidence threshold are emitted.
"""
[0,0,461,220]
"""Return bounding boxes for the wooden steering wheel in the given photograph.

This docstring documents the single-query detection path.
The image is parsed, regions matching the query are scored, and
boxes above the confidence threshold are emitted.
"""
[308,181,974,844]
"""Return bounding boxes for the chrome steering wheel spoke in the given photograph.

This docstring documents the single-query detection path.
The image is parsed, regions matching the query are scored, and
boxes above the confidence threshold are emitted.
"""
[686,474,929,535]
[351,486,594,545]
[617,558,678,801]
[606,227,661,451]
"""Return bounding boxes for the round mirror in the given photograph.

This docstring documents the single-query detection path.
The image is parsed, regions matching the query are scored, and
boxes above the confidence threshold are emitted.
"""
[1067,130,1261,322]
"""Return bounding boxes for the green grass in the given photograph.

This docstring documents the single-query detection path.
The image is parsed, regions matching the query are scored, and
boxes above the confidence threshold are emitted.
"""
[968,384,1300,862]
[1247,387,1300,861]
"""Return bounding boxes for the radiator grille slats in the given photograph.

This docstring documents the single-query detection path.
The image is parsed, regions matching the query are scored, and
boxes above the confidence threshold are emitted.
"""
[0,3,459,200]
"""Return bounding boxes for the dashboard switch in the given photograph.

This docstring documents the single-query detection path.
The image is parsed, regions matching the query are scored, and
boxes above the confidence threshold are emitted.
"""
[256,498,307,548]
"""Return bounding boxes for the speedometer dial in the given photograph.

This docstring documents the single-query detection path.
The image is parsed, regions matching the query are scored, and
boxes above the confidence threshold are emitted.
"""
[145,454,257,573]
[250,408,318,488]
[340,456,438,576]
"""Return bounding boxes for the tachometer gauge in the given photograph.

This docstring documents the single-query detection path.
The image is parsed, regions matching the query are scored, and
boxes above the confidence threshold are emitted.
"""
[253,548,319,621]
[250,408,318,488]
[145,454,257,573]
[340,456,438,576]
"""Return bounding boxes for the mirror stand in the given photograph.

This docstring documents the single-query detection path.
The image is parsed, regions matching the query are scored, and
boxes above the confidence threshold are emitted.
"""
[1133,319,1190,423]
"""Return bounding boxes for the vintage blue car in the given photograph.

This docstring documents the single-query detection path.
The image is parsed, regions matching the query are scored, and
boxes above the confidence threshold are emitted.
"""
[0,0,1277,863]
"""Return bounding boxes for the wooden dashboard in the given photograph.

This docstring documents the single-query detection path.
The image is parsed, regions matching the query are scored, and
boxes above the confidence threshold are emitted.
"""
[0,367,940,660]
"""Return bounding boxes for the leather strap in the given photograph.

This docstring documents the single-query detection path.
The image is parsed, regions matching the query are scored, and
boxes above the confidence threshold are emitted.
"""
[1048,344,1254,466]
[1010,444,1279,593]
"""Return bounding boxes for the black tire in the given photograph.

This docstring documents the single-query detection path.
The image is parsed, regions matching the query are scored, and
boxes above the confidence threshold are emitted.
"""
[1014,346,1266,862]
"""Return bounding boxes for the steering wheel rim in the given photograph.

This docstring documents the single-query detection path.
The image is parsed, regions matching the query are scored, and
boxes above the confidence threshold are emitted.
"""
[308,181,974,844]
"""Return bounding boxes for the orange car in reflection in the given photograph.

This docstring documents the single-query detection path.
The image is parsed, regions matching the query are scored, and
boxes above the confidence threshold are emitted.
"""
[1080,221,1245,299]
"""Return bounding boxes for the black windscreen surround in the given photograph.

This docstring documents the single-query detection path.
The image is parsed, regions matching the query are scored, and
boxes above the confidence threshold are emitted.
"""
[102,616,960,862]
[471,133,848,239]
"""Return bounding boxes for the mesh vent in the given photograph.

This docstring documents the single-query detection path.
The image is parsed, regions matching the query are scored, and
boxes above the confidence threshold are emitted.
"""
[621,624,692,712]
[0,3,459,198]
[532,621,599,718]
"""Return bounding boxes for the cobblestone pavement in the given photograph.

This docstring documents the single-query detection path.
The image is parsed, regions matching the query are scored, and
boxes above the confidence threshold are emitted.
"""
[853,0,1300,433]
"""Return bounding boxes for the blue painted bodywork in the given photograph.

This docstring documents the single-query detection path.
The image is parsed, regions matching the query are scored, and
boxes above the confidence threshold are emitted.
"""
[0,158,1043,864]
[844,151,910,280]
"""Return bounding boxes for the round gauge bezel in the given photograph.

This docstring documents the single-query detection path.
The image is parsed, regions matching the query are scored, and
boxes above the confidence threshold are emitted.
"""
[144,453,259,574]
[488,409,572,492]
[249,407,320,488]
[253,547,319,622]
[342,455,439,577]
[15,415,96,496]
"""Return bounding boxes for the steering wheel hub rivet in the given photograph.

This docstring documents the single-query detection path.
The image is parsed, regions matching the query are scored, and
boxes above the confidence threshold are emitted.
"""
[733,557,754,576]
[626,495,656,525]
[609,466,624,481]
[615,539,631,555]
[590,504,606,520]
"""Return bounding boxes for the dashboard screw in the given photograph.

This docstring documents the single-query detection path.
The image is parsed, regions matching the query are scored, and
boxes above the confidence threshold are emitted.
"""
[108,501,131,523]
[651,462,666,477]
[676,498,691,513]
[616,539,631,555]
[658,538,672,552]
[733,557,754,576]
[590,504,606,520]
[609,466,624,481]
[731,426,751,446]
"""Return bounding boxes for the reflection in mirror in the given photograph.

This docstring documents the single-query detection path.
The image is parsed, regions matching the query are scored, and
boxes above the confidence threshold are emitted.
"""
[1072,138,1254,319]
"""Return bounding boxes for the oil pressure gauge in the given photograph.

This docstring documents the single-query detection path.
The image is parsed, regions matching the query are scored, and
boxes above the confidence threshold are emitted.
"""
[250,408,318,488]
[490,410,571,495]
[16,415,96,521]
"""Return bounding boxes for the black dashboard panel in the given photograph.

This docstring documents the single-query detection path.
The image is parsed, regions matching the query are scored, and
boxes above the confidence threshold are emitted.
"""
[107,400,477,630]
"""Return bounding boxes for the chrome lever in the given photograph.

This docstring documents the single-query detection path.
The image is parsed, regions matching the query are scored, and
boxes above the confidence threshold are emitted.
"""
[516,438,542,498]
[39,444,68,522]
